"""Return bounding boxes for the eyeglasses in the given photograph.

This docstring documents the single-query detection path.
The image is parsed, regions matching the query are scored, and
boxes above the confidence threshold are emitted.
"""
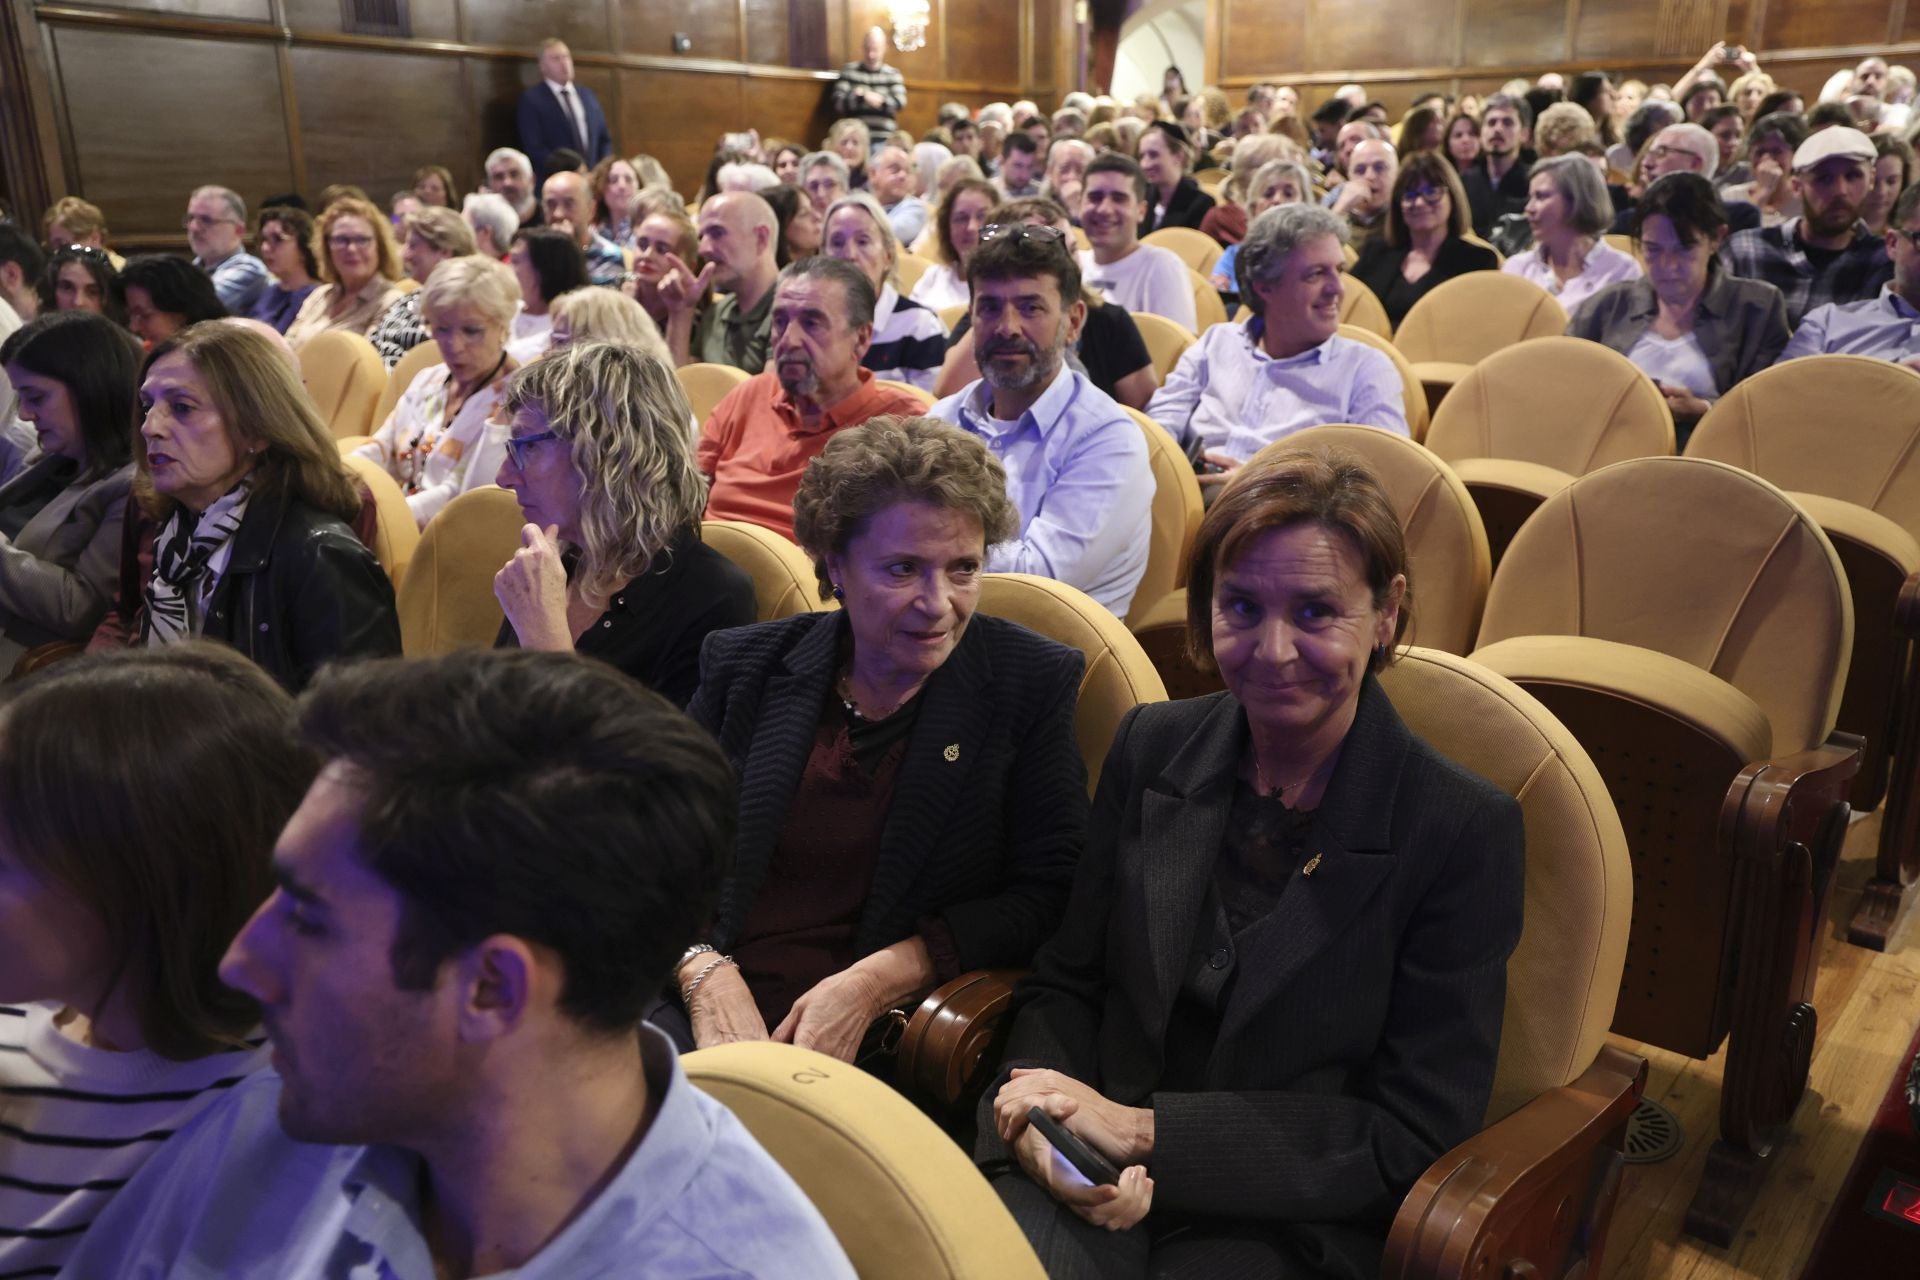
[1400,186,1447,206]
[1645,145,1698,164]
[182,214,236,229]
[979,223,1069,245]
[1895,229,1920,250]
[258,232,294,249]
[326,234,375,251]
[504,430,561,470]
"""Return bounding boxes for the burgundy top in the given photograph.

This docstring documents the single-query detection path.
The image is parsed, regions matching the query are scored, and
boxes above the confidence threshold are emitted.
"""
[1202,202,1249,247]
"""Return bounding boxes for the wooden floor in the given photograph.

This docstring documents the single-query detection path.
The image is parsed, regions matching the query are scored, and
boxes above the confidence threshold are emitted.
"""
[1601,806,1920,1280]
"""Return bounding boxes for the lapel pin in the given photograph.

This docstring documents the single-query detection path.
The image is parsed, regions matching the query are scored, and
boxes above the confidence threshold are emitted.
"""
[943,743,961,762]
[1302,853,1323,877]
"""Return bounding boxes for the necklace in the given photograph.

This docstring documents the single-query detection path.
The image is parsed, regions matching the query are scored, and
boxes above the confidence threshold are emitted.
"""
[1253,754,1331,801]
[837,669,915,722]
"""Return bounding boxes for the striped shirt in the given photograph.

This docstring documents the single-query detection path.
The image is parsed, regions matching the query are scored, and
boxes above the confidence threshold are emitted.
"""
[864,283,948,391]
[0,1003,268,1280]
[830,61,906,144]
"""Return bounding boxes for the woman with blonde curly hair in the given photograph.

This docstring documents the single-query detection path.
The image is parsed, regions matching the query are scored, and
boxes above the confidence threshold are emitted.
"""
[283,196,405,349]
[548,286,671,364]
[491,341,753,707]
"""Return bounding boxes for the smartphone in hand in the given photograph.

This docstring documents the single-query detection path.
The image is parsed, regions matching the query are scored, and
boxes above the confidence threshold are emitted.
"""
[1027,1106,1121,1186]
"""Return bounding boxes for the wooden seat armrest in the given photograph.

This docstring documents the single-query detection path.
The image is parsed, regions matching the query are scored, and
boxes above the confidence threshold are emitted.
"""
[895,969,1024,1112]
[1897,570,1920,636]
[1383,1045,1647,1280]
[1719,734,1863,865]
[8,640,86,682]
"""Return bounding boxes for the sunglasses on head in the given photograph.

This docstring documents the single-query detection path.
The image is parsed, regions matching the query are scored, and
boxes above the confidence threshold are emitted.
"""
[978,223,1069,246]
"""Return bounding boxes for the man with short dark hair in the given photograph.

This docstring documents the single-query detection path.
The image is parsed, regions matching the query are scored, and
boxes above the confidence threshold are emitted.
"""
[1724,126,1894,326]
[996,131,1043,200]
[0,223,44,331]
[1075,153,1198,331]
[931,227,1152,617]
[540,170,624,286]
[698,256,928,539]
[60,650,857,1279]
[1309,98,1351,170]
[1463,94,1537,236]
[515,38,613,173]
[832,26,907,150]
[1779,175,1920,365]
[185,186,269,314]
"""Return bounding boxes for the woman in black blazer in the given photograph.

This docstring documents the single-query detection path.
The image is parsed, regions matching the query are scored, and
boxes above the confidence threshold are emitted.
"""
[673,417,1089,1064]
[1353,150,1502,329]
[980,447,1525,1280]
[1137,121,1217,235]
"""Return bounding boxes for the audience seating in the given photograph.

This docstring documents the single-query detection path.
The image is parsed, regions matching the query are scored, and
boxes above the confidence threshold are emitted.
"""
[684,1041,1046,1279]
[1336,322,1432,442]
[701,519,835,621]
[675,362,751,424]
[375,340,443,432]
[394,276,421,294]
[1424,337,1673,565]
[1337,271,1394,340]
[1602,232,1640,262]
[1685,355,1920,947]
[298,330,387,440]
[937,302,967,333]
[1187,267,1228,330]
[1120,406,1204,628]
[894,253,934,295]
[395,485,526,656]
[1130,310,1197,380]
[1190,165,1228,188]
[875,379,935,408]
[1468,456,1859,1246]
[339,451,421,594]
[1142,225,1223,275]
[1391,274,1569,412]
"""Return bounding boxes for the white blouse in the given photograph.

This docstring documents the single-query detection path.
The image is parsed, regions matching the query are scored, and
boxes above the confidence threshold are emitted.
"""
[357,362,512,528]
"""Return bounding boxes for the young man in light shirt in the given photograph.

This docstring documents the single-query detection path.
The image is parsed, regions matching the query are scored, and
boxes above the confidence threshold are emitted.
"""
[1074,152,1198,332]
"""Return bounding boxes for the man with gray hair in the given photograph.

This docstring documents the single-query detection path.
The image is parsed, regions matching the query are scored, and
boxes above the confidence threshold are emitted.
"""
[1044,139,1095,222]
[801,151,850,215]
[462,191,520,259]
[484,147,540,227]
[1147,204,1408,495]
[184,185,268,313]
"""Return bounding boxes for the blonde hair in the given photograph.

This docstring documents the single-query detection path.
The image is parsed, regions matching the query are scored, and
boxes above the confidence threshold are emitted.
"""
[826,118,870,154]
[631,154,674,191]
[1535,102,1599,156]
[418,255,520,331]
[402,206,476,257]
[314,197,403,285]
[43,196,109,243]
[502,342,707,604]
[550,288,670,364]
[823,191,900,280]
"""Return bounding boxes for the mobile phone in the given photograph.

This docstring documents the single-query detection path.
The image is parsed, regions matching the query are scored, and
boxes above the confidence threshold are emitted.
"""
[1027,1106,1121,1186]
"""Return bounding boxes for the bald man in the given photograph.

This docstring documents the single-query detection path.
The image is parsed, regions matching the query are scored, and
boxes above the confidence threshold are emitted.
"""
[1332,138,1399,245]
[659,192,781,372]
[867,145,927,244]
[541,170,625,286]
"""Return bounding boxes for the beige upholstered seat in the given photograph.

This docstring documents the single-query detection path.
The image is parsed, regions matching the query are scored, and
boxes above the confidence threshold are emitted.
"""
[874,379,935,408]
[978,573,1167,794]
[1131,310,1197,380]
[1391,272,1569,410]
[1426,336,1673,563]
[297,330,386,440]
[396,485,526,655]
[702,519,833,621]
[373,340,442,433]
[1337,323,1432,442]
[339,451,421,595]
[937,302,968,333]
[1336,272,1393,340]
[893,252,934,294]
[685,1042,1045,1279]
[1143,224,1223,275]
[1188,267,1228,331]
[1121,407,1203,627]
[675,361,751,425]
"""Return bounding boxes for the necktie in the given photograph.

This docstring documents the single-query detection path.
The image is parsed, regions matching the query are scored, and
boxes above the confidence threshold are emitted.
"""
[560,84,587,154]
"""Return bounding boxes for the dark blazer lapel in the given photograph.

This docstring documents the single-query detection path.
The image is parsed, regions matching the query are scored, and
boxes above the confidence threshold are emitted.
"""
[1215,677,1410,1048]
[714,614,845,946]
[857,622,993,948]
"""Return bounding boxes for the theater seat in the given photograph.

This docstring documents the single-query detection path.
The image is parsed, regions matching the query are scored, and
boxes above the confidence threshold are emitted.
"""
[683,1042,1045,1279]
[938,302,967,333]
[339,451,421,594]
[1142,225,1223,275]
[1130,310,1196,380]
[1120,407,1203,627]
[1391,273,1569,413]
[396,485,526,656]
[298,330,386,440]
[894,253,934,295]
[1188,267,1227,330]
[676,362,751,425]
[1338,323,1432,442]
[374,340,443,433]
[1337,271,1393,340]
[702,519,834,621]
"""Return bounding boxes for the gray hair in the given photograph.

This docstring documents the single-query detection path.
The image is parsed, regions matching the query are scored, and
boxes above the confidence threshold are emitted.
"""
[1655,122,1721,179]
[461,192,520,249]
[419,255,521,332]
[1236,203,1350,300]
[823,191,900,272]
[936,155,985,188]
[191,185,247,224]
[1249,159,1313,207]
[716,162,780,193]
[802,150,850,185]
[1527,154,1614,235]
[484,147,534,180]
[1229,133,1294,174]
[776,255,878,330]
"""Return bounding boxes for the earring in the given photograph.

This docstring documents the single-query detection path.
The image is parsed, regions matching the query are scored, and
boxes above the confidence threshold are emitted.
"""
[831,583,845,601]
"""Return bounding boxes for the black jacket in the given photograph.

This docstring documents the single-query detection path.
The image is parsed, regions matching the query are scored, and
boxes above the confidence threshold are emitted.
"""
[1139,175,1216,235]
[1462,152,1535,237]
[1353,235,1502,329]
[980,678,1525,1279]
[687,609,1088,974]
[196,487,400,691]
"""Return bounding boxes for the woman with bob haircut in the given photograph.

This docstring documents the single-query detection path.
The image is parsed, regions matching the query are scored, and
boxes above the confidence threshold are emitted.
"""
[673,416,1087,1063]
[491,342,753,708]
[0,312,140,666]
[366,206,478,368]
[0,642,315,1279]
[909,175,999,312]
[115,322,399,690]
[249,206,320,335]
[412,163,460,209]
[1502,154,1641,309]
[358,255,522,528]
[1351,150,1500,328]
[979,446,1524,1280]
[507,226,589,351]
[119,255,226,348]
[283,196,405,350]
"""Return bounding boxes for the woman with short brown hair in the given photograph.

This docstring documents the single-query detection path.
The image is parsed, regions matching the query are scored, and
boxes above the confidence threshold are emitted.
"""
[1352,151,1499,328]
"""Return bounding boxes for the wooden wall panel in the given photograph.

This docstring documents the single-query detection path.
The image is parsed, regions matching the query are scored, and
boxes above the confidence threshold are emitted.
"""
[619,68,745,195]
[1573,0,1671,60]
[1219,0,1307,77]
[945,2,1009,84]
[466,0,613,54]
[1462,0,1565,69]
[743,0,791,68]
[1031,0,1058,95]
[846,0,944,85]
[281,0,460,41]
[1307,0,1445,72]
[291,46,470,207]
[66,0,271,19]
[1764,0,1892,53]
[47,25,291,239]
[617,0,735,62]
[744,77,837,151]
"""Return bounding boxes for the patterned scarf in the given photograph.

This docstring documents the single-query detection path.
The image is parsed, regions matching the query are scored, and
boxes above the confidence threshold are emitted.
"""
[144,482,251,646]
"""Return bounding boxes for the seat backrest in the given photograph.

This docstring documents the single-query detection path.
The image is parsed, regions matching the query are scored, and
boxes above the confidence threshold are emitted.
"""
[894,253,933,294]
[1477,456,1853,754]
[298,330,386,440]
[1282,425,1490,653]
[684,1041,1046,1280]
[875,379,936,408]
[978,573,1167,794]
[676,362,752,425]
[1130,310,1197,379]
[1336,272,1393,340]
[339,451,422,595]
[1392,272,1568,364]
[1685,356,1920,541]
[1425,336,1674,472]
[1142,225,1223,274]
[1337,323,1431,442]
[702,519,834,621]
[374,340,443,433]
[396,485,527,656]
[1188,267,1228,331]
[938,302,968,333]
[1376,648,1631,1122]
[1122,407,1204,623]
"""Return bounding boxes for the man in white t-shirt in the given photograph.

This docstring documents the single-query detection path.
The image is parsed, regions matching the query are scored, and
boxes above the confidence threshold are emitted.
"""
[1074,153,1199,331]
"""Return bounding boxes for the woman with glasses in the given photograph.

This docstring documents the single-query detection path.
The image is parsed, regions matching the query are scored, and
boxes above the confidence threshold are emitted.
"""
[118,256,227,349]
[1351,152,1499,329]
[248,207,319,334]
[37,245,124,327]
[356,256,521,529]
[283,196,405,351]
[823,192,948,390]
[491,341,752,709]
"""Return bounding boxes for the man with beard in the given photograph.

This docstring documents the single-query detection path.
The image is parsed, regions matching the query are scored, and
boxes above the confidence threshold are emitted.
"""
[483,147,541,229]
[930,226,1152,618]
[1781,183,1920,364]
[697,256,928,539]
[1723,127,1894,325]
[659,191,782,372]
[1462,95,1537,236]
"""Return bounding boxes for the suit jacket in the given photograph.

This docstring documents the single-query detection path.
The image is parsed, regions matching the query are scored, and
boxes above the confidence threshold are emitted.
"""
[687,609,1088,975]
[981,678,1524,1279]
[1140,175,1216,236]
[1353,235,1502,329]
[0,458,133,667]
[516,80,612,172]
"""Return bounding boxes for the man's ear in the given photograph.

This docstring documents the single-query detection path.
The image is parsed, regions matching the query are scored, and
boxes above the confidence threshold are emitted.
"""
[454,934,543,1044]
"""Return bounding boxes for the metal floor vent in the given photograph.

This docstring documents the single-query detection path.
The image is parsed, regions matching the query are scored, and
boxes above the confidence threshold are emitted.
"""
[1622,1096,1684,1164]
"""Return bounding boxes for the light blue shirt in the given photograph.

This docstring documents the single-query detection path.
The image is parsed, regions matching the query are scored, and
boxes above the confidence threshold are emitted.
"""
[932,366,1153,618]
[1146,319,1410,462]
[884,195,929,247]
[196,249,270,315]
[1779,285,1920,364]
[56,1026,856,1280]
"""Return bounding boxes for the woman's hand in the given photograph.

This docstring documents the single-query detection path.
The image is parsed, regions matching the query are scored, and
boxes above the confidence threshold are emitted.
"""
[1657,382,1714,419]
[494,524,572,651]
[1005,1089,1155,1230]
[772,965,888,1061]
[683,962,770,1048]
[656,253,715,317]
[1752,155,1785,201]
[993,1068,1155,1167]
[1197,450,1242,489]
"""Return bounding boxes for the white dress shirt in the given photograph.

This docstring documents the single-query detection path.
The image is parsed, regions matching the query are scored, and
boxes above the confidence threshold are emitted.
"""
[544,76,589,152]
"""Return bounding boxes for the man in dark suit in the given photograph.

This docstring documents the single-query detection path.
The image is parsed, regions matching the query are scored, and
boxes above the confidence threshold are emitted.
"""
[516,38,612,176]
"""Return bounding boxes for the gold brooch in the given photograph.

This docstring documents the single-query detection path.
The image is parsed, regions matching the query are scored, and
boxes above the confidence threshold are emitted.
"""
[1302,853,1323,877]
[943,743,961,762]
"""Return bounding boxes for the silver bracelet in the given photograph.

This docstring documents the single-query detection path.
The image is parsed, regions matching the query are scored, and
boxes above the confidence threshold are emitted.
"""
[678,942,718,969]
[680,954,735,1007]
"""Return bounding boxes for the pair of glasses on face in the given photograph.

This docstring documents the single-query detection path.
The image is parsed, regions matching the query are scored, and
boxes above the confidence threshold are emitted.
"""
[1400,186,1447,207]
[181,214,236,230]
[979,223,1069,245]
[504,429,561,470]
[327,235,374,251]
